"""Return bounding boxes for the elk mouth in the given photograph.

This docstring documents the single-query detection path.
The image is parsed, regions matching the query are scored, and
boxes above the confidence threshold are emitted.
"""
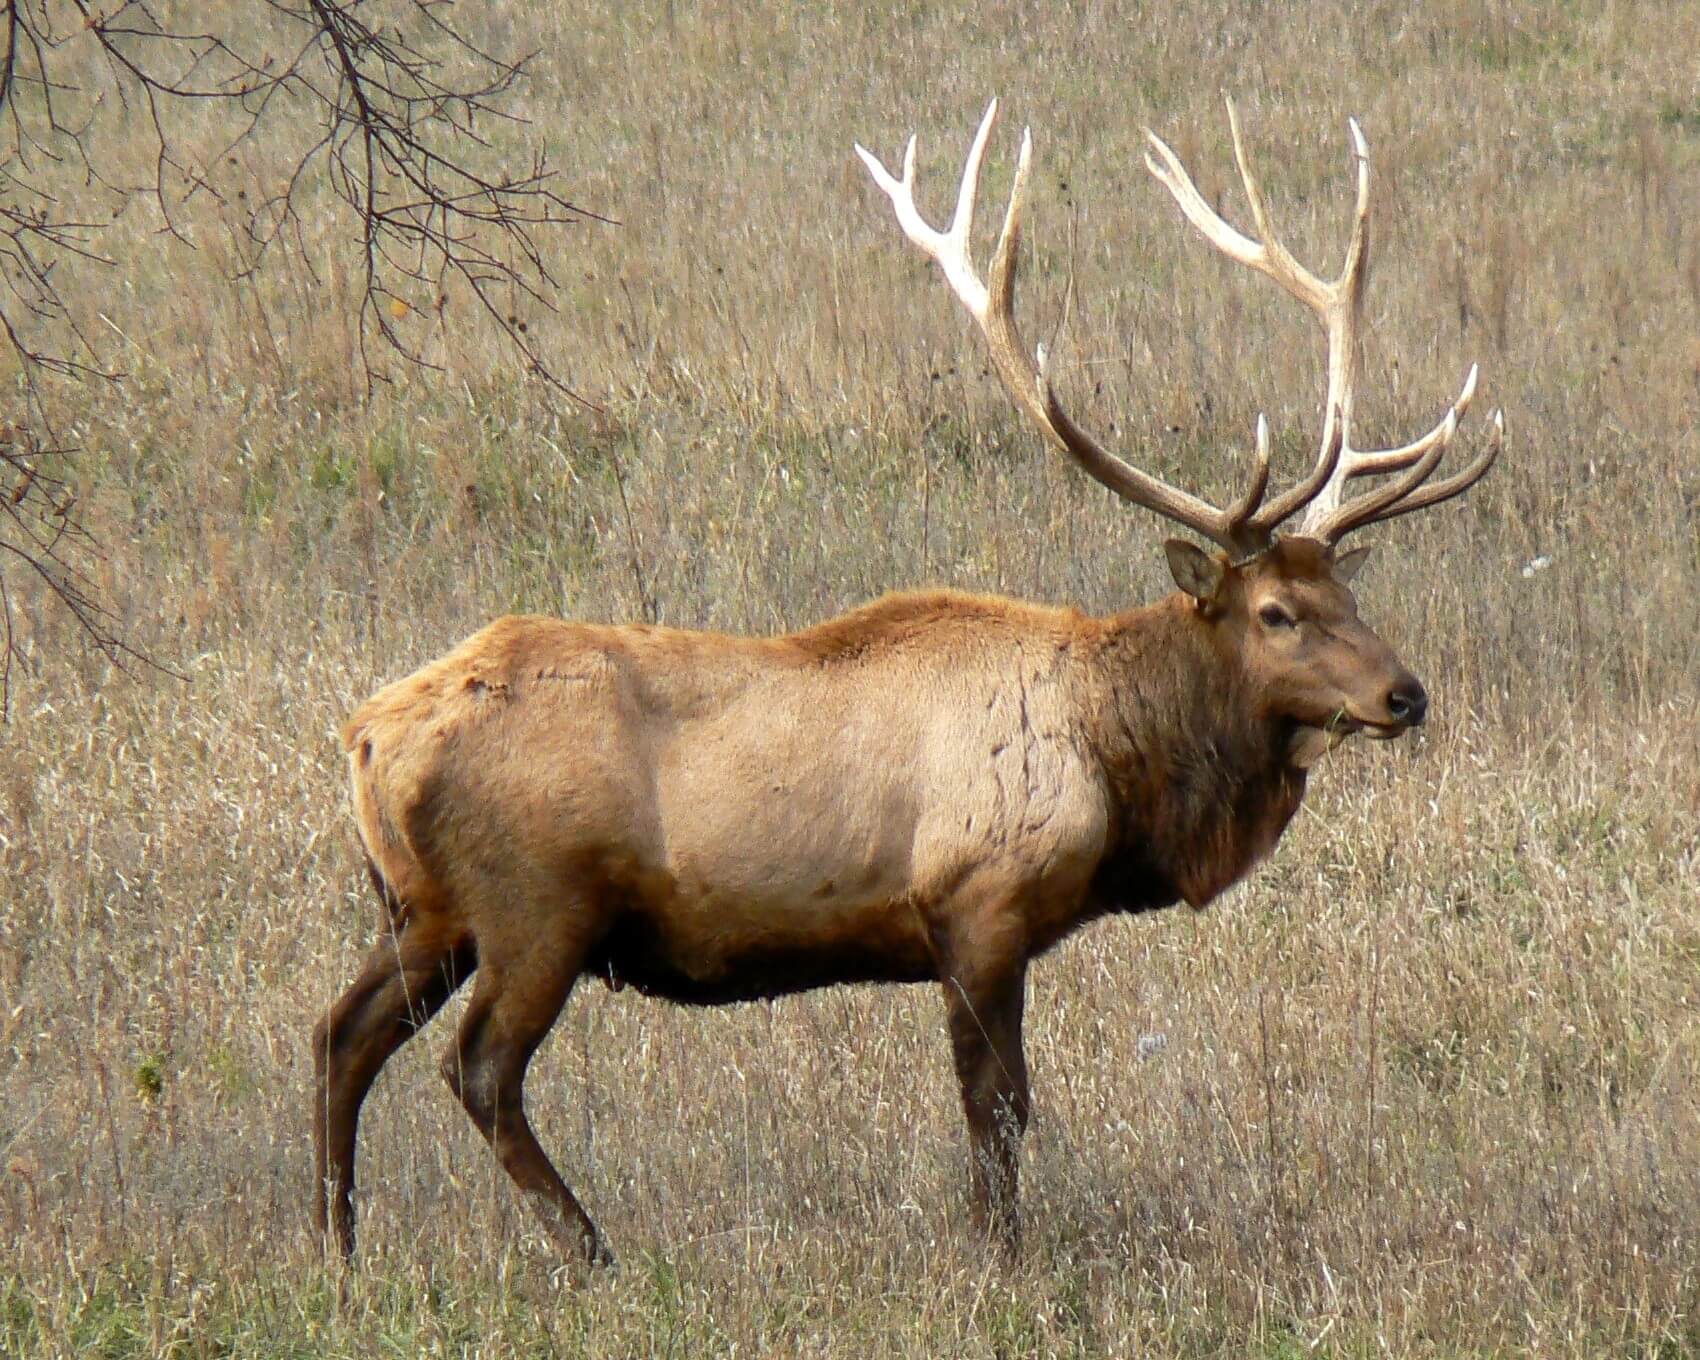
[1324,712,1411,742]
[1358,720,1409,741]
[1285,710,1407,769]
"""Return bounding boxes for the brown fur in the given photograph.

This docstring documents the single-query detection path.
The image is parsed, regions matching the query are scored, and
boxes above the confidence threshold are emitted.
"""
[312,536,1426,1262]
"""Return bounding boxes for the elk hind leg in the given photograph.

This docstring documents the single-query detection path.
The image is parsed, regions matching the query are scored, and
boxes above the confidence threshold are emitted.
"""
[312,921,474,1257]
[440,918,611,1267]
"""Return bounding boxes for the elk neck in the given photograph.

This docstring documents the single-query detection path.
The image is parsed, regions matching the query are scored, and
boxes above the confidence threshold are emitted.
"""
[1080,593,1307,913]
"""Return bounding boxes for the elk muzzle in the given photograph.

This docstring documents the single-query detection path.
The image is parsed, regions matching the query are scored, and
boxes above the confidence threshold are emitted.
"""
[1361,672,1428,737]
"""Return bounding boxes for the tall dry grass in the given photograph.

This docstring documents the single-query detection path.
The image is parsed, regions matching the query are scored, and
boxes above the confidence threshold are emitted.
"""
[3,0,1700,1354]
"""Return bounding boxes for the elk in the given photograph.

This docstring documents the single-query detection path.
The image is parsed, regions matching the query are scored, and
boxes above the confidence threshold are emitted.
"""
[312,100,1501,1264]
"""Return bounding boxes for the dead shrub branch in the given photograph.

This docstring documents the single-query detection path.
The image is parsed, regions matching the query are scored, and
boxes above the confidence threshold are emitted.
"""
[0,0,605,714]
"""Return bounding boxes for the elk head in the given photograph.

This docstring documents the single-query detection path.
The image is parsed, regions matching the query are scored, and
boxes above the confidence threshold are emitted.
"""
[857,101,1501,754]
[1165,535,1425,764]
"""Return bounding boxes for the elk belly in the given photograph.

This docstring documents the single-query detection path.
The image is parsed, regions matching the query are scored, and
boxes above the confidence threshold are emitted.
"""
[588,759,935,1003]
[587,885,936,1004]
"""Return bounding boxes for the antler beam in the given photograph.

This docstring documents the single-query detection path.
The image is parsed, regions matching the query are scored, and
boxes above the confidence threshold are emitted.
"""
[1144,103,1502,543]
[860,100,1503,554]
[857,100,1291,558]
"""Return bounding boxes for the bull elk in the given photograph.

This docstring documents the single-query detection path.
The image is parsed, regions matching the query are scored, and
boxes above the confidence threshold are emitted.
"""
[313,100,1501,1264]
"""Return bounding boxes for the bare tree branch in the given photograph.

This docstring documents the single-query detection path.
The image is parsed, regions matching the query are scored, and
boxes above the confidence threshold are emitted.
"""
[0,0,606,715]
[0,423,165,715]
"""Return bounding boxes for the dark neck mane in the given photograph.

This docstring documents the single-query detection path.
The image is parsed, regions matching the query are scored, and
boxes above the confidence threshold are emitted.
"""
[1087,598,1306,911]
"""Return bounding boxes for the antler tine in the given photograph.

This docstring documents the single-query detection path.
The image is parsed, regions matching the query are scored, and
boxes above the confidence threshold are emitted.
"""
[1312,365,1479,484]
[1309,409,1456,542]
[860,100,1273,557]
[1222,414,1273,533]
[854,101,998,320]
[1252,410,1344,532]
[1222,103,1337,314]
[1315,409,1505,538]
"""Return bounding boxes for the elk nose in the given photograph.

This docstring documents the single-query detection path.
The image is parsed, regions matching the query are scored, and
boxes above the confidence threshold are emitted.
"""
[1386,678,1429,727]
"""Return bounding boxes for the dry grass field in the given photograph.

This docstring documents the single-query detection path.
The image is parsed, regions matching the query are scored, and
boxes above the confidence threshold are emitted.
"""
[3,0,1700,1354]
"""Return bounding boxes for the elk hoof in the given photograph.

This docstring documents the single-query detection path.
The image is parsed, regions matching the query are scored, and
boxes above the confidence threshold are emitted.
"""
[590,1238,617,1270]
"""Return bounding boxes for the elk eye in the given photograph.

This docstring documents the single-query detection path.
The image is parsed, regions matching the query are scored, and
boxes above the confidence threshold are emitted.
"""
[1259,604,1295,629]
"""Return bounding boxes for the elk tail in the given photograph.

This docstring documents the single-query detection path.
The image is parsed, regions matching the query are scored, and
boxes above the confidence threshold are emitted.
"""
[340,709,432,927]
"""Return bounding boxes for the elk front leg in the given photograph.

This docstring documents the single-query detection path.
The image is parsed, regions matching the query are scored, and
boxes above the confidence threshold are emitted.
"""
[940,954,1030,1253]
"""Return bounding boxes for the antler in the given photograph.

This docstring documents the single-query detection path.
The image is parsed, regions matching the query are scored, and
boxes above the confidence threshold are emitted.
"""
[1144,103,1502,544]
[856,100,1301,559]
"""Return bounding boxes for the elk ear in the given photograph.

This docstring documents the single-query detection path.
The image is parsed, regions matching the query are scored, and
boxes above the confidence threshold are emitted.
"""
[1332,544,1372,585]
[1164,538,1225,603]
